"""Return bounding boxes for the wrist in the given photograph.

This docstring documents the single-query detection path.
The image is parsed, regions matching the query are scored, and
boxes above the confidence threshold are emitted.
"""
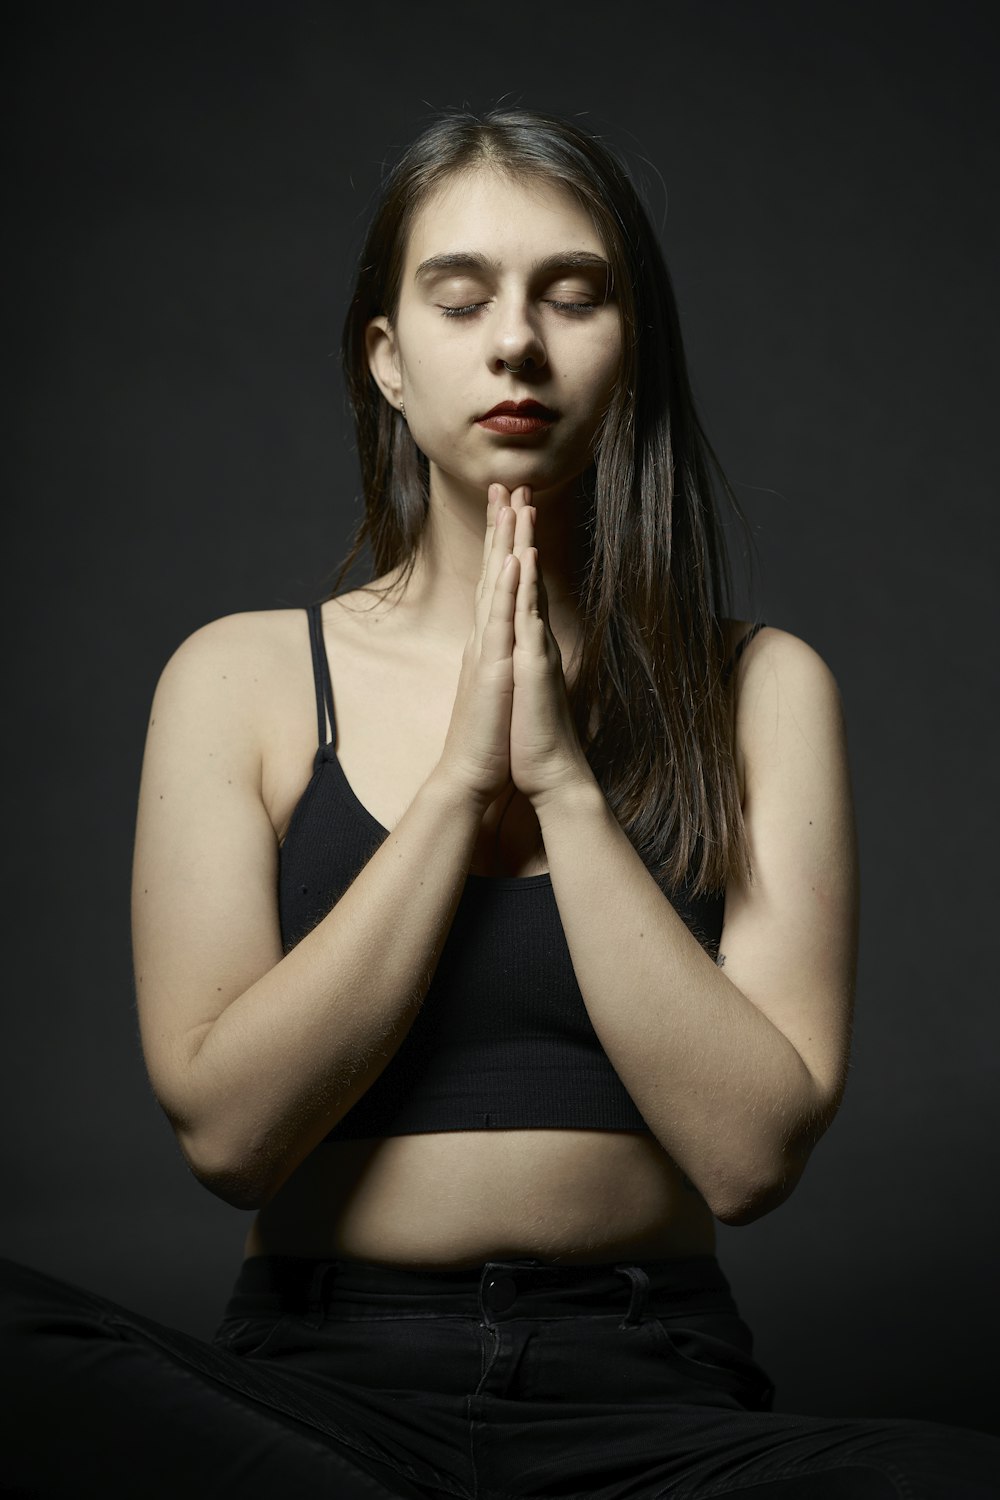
[530,764,603,826]
[424,763,497,823]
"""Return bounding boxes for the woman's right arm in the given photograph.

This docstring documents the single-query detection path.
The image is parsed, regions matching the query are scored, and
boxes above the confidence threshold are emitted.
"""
[132,498,524,1211]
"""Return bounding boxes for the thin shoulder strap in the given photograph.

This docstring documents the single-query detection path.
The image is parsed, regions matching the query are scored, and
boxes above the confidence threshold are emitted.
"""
[722,620,767,685]
[306,602,336,747]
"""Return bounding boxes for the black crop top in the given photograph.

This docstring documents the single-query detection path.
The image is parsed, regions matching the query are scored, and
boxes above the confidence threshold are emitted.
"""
[278,605,766,1140]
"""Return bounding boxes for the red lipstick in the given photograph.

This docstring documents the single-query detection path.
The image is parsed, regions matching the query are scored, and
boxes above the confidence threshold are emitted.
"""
[476,399,559,436]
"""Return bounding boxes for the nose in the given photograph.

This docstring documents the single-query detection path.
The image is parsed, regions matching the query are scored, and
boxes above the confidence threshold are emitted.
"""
[489,296,547,376]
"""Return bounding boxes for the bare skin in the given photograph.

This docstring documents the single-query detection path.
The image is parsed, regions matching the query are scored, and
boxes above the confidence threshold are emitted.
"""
[241,591,753,1268]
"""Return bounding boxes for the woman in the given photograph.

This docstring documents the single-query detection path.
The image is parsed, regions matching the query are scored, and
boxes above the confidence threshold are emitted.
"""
[3,108,998,1498]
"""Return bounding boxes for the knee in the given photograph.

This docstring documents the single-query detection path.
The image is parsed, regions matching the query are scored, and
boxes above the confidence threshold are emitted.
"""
[0,1254,111,1348]
[847,1416,1000,1498]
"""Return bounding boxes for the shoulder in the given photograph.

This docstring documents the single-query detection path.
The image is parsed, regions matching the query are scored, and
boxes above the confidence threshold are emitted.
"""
[725,621,847,806]
[149,607,313,746]
[722,620,846,803]
[158,606,312,682]
[723,618,839,688]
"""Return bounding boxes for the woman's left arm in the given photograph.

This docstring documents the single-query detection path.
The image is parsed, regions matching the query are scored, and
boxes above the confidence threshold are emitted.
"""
[534,627,860,1227]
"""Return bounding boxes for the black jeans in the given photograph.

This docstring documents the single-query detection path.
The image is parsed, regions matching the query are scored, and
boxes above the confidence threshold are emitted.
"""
[2,1250,998,1498]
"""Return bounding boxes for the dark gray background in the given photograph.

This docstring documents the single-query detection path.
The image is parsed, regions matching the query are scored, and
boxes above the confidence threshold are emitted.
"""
[5,0,998,1432]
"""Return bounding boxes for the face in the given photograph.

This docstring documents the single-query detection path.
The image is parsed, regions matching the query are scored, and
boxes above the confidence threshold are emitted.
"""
[366,165,623,503]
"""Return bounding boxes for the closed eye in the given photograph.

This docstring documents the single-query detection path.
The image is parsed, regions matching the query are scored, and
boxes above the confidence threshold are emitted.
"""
[439,300,599,319]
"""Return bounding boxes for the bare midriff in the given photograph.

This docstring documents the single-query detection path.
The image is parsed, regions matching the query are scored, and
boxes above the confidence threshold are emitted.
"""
[242,1130,716,1267]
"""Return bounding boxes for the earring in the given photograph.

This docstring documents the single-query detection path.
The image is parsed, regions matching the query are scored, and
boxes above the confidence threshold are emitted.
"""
[399,402,406,420]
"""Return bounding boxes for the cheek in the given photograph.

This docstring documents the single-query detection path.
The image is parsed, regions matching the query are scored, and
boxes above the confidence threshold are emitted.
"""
[596,323,625,388]
[407,374,466,439]
[561,317,622,388]
[573,331,622,417]
[396,311,458,375]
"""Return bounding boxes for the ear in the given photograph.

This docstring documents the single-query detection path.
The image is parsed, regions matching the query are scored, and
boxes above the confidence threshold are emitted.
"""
[366,315,403,410]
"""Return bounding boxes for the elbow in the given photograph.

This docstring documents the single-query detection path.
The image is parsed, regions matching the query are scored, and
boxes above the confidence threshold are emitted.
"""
[711,1178,794,1227]
[177,1118,325,1212]
[710,1078,843,1227]
[708,1141,815,1228]
[193,1163,268,1213]
[176,1127,269,1212]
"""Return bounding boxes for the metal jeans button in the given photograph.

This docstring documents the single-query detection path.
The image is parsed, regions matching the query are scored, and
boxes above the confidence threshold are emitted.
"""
[484,1274,517,1314]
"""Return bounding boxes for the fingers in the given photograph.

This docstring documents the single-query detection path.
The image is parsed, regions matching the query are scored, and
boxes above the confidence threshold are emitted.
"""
[476,485,501,600]
[511,497,534,561]
[493,486,534,559]
[477,503,516,626]
[514,542,541,628]
[480,523,520,664]
[513,507,549,648]
[475,484,536,636]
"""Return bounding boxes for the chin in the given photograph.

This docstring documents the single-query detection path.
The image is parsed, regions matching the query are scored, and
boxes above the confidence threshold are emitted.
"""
[488,466,561,493]
[422,428,594,500]
[436,454,589,502]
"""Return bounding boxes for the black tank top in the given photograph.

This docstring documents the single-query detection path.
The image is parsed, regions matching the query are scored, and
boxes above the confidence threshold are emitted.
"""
[278,605,766,1140]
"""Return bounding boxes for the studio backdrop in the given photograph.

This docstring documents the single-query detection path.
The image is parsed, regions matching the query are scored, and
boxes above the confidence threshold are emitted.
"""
[5,0,997,1434]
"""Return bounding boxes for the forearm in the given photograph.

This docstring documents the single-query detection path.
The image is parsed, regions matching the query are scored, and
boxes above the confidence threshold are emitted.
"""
[184,768,482,1207]
[535,779,824,1223]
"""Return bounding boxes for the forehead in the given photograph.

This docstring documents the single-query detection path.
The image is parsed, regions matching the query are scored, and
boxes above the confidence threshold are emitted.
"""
[402,165,606,278]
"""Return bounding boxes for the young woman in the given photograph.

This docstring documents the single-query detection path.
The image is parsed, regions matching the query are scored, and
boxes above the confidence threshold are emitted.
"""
[3,109,998,1498]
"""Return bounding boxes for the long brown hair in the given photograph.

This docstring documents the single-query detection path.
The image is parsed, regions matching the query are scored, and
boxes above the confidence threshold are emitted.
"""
[327,108,761,899]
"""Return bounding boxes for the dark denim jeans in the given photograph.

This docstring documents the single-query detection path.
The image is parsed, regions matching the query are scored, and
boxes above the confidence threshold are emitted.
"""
[2,1250,998,1498]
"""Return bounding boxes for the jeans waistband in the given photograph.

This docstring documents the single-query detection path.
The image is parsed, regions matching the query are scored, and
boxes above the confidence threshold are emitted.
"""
[226,1253,738,1329]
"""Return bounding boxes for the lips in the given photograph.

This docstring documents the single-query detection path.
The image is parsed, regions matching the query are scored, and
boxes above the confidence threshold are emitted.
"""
[476,399,559,437]
[479,399,559,420]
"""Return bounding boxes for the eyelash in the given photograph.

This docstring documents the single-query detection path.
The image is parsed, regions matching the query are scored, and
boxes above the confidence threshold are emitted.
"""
[440,300,598,319]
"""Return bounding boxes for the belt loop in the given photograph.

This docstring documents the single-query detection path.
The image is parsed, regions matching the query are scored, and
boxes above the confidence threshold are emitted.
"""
[614,1264,651,1328]
[305,1261,337,1329]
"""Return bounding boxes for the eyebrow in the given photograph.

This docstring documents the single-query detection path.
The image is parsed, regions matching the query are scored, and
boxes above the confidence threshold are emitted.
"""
[413,250,612,287]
